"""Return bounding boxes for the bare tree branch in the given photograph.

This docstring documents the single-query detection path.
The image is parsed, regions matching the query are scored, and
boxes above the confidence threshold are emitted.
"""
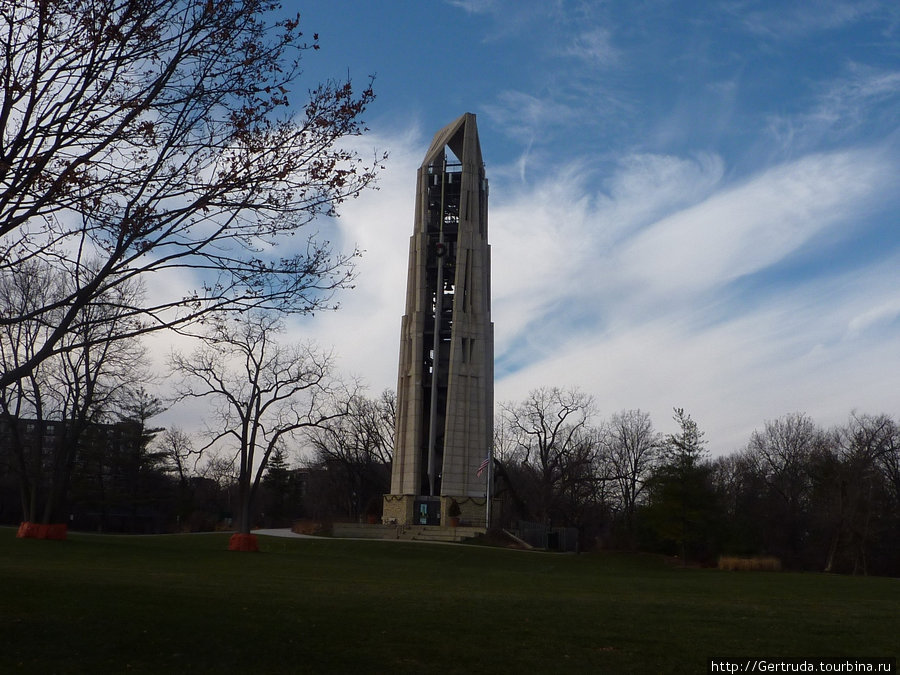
[1,0,385,389]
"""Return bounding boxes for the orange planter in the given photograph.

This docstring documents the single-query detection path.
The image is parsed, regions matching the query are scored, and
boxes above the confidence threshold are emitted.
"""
[228,533,259,552]
[17,522,67,540]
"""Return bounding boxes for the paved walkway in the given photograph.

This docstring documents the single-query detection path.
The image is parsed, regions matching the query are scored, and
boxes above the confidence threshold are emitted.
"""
[252,526,464,546]
[252,528,319,539]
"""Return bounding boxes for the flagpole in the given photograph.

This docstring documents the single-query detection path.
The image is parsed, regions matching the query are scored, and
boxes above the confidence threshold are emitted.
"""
[485,444,492,529]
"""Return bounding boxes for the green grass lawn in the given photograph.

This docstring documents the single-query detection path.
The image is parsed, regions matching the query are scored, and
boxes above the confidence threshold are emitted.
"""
[1,527,897,673]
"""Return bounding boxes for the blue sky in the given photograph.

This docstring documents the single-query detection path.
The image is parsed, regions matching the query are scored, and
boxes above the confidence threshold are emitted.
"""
[218,0,900,455]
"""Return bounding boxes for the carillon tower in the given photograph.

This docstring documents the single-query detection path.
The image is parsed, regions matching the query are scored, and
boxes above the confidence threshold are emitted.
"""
[384,113,493,527]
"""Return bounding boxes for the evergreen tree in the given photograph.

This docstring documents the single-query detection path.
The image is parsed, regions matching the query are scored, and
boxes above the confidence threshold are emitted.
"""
[640,408,722,564]
[262,445,292,525]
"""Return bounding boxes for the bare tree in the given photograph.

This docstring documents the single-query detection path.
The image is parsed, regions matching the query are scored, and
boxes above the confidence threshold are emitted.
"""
[825,413,898,574]
[748,413,820,513]
[0,0,384,389]
[170,312,345,545]
[199,452,238,493]
[490,413,531,522]
[304,389,395,519]
[156,427,202,489]
[349,390,395,468]
[492,413,517,463]
[500,387,599,525]
[601,409,662,539]
[874,418,900,505]
[709,448,767,552]
[746,412,825,565]
[0,260,147,529]
[0,261,58,521]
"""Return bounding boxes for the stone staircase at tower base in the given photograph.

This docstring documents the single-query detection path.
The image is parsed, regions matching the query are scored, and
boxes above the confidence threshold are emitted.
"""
[331,523,485,544]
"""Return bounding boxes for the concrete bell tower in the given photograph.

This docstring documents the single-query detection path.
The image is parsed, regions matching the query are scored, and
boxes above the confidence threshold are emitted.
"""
[383,113,493,527]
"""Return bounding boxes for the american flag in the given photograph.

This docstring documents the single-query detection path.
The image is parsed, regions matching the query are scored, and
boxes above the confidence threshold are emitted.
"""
[476,457,490,477]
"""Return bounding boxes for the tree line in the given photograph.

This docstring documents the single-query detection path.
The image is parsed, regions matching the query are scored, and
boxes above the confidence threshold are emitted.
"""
[494,387,899,576]
[4,344,898,577]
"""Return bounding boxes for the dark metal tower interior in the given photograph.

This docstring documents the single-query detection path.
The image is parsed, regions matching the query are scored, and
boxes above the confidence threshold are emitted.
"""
[420,149,462,496]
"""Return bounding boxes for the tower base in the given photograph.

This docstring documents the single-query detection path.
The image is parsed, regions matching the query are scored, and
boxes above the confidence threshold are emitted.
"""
[382,494,498,528]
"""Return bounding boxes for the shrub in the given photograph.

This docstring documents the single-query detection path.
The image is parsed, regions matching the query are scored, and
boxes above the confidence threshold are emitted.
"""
[718,556,782,572]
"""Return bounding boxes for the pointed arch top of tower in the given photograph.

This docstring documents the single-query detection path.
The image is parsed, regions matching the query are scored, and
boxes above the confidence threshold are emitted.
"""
[421,112,483,169]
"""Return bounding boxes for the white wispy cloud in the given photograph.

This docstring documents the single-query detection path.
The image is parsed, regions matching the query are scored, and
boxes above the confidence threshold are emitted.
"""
[599,153,726,241]
[481,90,582,143]
[489,144,894,340]
[488,151,726,347]
[815,66,900,129]
[615,148,893,301]
[444,0,498,14]
[560,28,620,67]
[487,138,899,450]
[767,66,900,151]
[845,295,900,339]
[739,0,886,39]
